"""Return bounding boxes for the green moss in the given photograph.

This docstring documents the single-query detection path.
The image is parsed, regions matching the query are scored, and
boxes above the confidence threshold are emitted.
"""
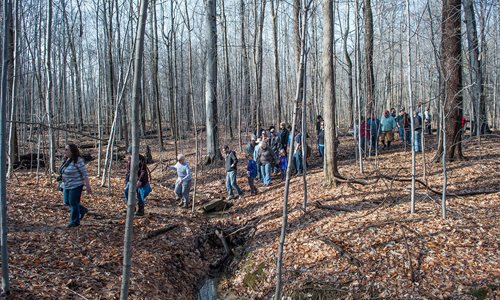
[242,262,266,289]
[469,287,489,300]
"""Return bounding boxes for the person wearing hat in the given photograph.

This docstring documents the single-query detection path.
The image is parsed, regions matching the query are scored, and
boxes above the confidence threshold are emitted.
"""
[124,146,152,216]
[380,110,397,149]
[245,135,257,158]
[167,153,192,208]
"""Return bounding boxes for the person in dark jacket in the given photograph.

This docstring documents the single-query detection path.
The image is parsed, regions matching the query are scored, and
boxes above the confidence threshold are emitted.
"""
[257,141,276,186]
[245,135,257,157]
[124,146,152,216]
[223,145,243,200]
[278,122,289,151]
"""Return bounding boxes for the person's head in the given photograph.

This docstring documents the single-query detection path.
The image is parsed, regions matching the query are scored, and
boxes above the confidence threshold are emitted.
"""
[317,115,323,121]
[269,127,275,135]
[260,142,268,150]
[65,144,80,162]
[390,107,396,113]
[222,145,230,154]
[177,153,185,163]
[280,122,286,129]
[247,154,253,161]
[261,131,267,139]
[287,125,292,130]
[399,108,405,115]
[384,110,390,117]
[279,149,286,156]
[250,135,257,144]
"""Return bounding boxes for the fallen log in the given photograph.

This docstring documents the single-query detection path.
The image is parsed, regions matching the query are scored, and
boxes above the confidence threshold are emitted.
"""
[203,199,233,213]
[314,201,354,212]
[143,224,178,240]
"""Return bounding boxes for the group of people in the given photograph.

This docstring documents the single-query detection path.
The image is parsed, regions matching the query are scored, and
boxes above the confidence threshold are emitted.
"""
[355,107,432,154]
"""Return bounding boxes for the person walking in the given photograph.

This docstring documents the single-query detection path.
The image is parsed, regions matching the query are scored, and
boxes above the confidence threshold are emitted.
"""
[60,144,92,228]
[124,146,152,216]
[412,111,423,152]
[223,145,243,200]
[317,121,325,157]
[380,110,397,149]
[167,154,192,208]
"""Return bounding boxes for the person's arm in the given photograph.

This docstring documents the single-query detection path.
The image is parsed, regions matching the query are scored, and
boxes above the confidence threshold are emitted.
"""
[181,163,191,182]
[77,160,92,195]
[231,151,238,168]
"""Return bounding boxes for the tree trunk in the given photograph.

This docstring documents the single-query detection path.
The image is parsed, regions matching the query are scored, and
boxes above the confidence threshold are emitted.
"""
[343,4,354,130]
[275,3,309,299]
[463,0,485,136]
[45,0,55,175]
[7,0,18,178]
[323,0,340,187]
[270,0,282,124]
[205,0,219,163]
[120,0,148,298]
[364,0,375,116]
[151,0,164,150]
[221,1,233,139]
[0,0,12,294]
[434,0,464,162]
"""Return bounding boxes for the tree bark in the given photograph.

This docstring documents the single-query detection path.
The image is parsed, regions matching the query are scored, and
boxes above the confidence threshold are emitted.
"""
[323,0,340,187]
[434,0,464,162]
[0,0,12,294]
[205,0,219,163]
[45,0,55,174]
[120,0,148,298]
[364,0,375,116]
[270,0,282,124]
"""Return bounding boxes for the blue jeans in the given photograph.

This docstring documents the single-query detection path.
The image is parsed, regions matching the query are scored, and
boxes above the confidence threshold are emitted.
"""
[413,130,422,152]
[226,170,242,196]
[175,179,191,204]
[260,163,272,186]
[64,185,86,226]
[318,144,324,157]
[293,151,303,174]
[124,182,152,206]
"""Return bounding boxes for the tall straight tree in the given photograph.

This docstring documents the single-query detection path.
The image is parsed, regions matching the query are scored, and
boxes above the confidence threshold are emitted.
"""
[0,0,12,294]
[45,0,56,174]
[205,0,219,163]
[435,0,464,161]
[322,0,340,187]
[464,0,486,136]
[120,0,148,298]
[151,0,164,151]
[270,0,282,123]
[364,0,375,116]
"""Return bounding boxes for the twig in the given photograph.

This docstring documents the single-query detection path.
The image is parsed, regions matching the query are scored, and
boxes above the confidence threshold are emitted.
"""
[319,238,362,267]
[399,224,416,284]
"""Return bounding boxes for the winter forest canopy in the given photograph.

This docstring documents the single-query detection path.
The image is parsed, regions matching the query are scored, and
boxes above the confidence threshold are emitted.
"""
[0,0,499,298]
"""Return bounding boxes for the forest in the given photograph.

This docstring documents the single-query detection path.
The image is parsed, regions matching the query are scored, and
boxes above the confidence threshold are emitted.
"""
[0,0,499,299]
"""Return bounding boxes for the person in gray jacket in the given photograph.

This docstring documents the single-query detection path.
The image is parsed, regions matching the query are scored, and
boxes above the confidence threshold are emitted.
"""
[257,141,276,186]
[223,145,243,200]
[167,153,192,208]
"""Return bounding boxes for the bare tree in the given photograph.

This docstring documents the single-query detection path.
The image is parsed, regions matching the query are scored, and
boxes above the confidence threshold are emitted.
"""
[45,0,56,175]
[120,0,148,298]
[205,0,219,163]
[364,0,375,116]
[434,0,464,161]
[323,0,341,187]
[275,3,310,298]
[0,0,12,294]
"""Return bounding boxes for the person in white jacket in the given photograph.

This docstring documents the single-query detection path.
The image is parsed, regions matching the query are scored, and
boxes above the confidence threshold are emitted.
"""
[167,154,192,208]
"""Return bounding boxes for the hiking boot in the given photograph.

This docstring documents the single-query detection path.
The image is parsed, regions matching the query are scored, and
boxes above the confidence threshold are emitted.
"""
[177,199,184,207]
[67,223,79,228]
[226,195,234,201]
[80,208,89,220]
[136,204,145,216]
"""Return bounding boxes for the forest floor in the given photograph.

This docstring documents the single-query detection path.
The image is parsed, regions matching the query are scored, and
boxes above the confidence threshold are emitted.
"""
[5,131,500,299]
